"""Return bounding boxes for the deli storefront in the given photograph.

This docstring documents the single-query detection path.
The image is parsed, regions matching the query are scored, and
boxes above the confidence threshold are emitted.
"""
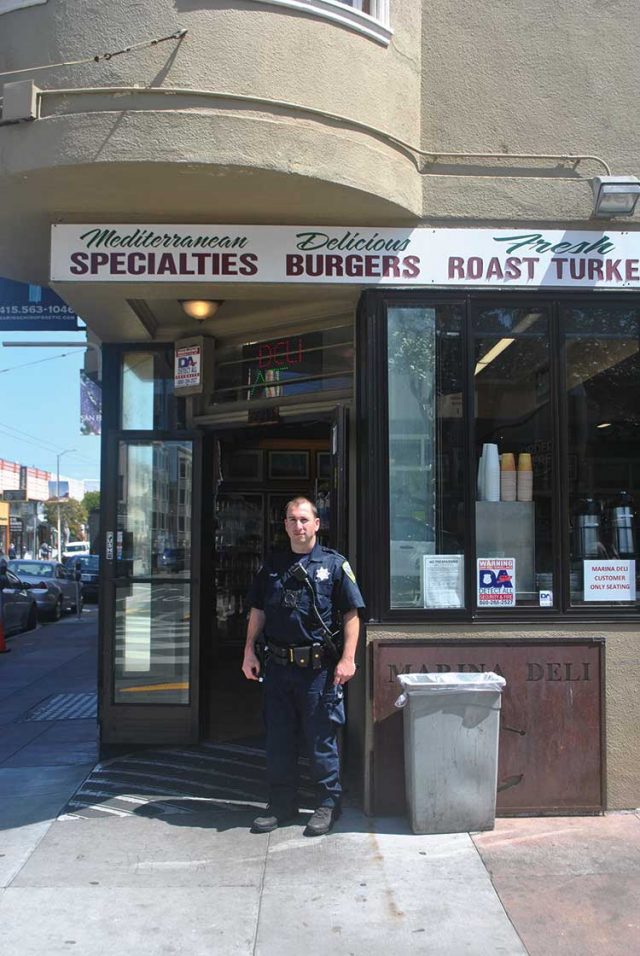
[51,224,640,814]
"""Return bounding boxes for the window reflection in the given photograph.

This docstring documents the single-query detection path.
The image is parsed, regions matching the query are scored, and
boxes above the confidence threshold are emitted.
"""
[387,306,465,609]
[114,582,190,703]
[117,442,193,579]
[121,351,185,430]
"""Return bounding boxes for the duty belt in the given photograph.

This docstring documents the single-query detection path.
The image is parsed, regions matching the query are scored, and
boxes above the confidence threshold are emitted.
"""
[267,642,327,669]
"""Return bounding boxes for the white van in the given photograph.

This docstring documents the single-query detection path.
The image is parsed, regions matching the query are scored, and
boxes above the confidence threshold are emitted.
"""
[63,541,91,560]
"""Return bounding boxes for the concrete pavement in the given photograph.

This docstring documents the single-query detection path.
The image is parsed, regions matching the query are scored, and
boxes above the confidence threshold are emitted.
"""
[1,612,638,955]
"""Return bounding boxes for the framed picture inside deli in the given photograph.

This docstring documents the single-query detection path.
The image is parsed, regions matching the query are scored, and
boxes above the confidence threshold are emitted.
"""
[268,451,310,480]
[225,449,263,481]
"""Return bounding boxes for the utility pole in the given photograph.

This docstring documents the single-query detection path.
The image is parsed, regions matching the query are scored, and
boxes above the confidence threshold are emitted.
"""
[56,449,75,559]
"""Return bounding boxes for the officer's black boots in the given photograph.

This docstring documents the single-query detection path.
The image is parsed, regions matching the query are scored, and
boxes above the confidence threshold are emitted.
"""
[251,804,341,835]
[251,804,298,833]
[303,805,341,837]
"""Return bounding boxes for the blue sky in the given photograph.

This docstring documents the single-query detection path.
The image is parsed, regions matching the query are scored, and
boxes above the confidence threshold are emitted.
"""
[0,330,101,484]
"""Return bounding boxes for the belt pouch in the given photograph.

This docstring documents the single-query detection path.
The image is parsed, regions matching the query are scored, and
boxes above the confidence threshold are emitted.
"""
[266,645,287,666]
[293,647,311,668]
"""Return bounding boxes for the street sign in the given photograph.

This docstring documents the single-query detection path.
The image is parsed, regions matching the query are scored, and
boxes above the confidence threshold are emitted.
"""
[0,277,80,330]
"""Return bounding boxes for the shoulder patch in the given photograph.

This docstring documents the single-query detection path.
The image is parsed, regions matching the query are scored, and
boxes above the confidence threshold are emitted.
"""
[342,561,357,583]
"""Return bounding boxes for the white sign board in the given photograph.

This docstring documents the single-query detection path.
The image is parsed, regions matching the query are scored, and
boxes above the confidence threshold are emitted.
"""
[174,344,202,390]
[583,560,636,602]
[51,225,640,288]
[422,554,464,609]
[477,557,516,608]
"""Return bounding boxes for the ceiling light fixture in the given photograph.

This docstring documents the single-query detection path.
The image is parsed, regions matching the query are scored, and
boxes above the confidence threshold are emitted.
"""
[180,299,223,321]
[591,176,640,218]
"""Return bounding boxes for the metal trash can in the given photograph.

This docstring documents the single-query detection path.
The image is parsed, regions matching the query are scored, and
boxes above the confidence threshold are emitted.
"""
[395,672,506,834]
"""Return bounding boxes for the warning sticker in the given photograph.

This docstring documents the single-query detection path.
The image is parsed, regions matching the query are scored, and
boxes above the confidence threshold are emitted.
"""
[477,557,516,607]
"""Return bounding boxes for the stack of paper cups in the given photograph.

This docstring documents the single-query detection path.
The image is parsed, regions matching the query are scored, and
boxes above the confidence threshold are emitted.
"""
[517,453,533,501]
[477,448,486,500]
[484,444,500,501]
[500,452,517,501]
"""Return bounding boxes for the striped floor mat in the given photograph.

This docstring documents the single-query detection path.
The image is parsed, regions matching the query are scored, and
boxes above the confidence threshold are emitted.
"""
[58,741,313,821]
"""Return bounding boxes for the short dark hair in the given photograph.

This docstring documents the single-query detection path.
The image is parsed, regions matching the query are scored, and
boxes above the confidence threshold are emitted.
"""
[284,497,318,519]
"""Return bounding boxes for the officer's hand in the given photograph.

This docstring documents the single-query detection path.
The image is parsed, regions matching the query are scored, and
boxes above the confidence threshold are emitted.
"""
[334,657,356,686]
[242,650,262,681]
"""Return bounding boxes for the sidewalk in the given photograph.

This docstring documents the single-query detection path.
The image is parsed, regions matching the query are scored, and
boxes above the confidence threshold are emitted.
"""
[1,613,638,955]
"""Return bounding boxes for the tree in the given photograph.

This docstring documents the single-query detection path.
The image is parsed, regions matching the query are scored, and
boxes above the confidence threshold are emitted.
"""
[44,498,87,541]
[83,490,100,513]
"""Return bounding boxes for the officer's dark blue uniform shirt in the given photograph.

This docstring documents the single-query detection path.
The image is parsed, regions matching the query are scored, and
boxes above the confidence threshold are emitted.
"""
[247,542,365,647]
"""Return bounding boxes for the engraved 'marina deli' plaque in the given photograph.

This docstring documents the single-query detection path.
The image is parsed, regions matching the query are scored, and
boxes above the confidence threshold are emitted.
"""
[371,639,604,816]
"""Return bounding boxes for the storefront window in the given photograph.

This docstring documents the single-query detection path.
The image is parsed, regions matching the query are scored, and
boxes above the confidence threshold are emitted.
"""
[387,306,465,608]
[121,350,185,430]
[564,306,640,605]
[378,294,640,618]
[114,582,190,703]
[473,306,553,609]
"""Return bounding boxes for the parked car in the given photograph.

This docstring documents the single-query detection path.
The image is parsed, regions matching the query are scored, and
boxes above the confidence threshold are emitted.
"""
[159,547,187,573]
[7,559,80,620]
[64,554,99,602]
[0,567,38,634]
[62,541,90,560]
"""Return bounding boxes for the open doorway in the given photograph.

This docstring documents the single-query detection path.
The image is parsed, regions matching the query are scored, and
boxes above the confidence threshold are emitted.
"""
[201,415,347,743]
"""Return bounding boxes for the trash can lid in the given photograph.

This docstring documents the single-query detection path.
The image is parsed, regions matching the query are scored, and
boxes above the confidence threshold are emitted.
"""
[396,672,506,694]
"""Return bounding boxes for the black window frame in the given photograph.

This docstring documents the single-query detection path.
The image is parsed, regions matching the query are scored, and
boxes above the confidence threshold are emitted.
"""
[357,289,640,624]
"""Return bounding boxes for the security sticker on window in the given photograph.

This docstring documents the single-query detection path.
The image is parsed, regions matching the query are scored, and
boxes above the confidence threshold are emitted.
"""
[539,589,553,607]
[477,557,516,607]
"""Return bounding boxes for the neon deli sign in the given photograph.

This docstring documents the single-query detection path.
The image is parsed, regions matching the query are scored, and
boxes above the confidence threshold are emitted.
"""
[258,338,303,369]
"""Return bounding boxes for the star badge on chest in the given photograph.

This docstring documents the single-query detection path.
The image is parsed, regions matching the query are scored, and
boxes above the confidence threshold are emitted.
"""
[315,566,330,582]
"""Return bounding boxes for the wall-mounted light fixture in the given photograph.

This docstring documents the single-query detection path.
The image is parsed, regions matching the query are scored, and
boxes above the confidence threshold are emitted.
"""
[592,176,640,218]
[180,299,223,321]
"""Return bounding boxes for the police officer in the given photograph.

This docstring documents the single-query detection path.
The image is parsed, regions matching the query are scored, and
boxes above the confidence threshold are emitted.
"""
[242,496,365,836]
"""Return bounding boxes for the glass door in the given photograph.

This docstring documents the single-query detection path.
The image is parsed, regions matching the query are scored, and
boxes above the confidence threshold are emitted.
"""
[100,431,201,749]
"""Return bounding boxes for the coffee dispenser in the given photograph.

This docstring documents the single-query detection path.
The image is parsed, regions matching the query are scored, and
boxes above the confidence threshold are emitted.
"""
[606,492,636,559]
[572,498,604,560]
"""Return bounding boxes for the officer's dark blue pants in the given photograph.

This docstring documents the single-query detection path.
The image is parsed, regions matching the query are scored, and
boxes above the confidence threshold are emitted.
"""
[263,661,345,810]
